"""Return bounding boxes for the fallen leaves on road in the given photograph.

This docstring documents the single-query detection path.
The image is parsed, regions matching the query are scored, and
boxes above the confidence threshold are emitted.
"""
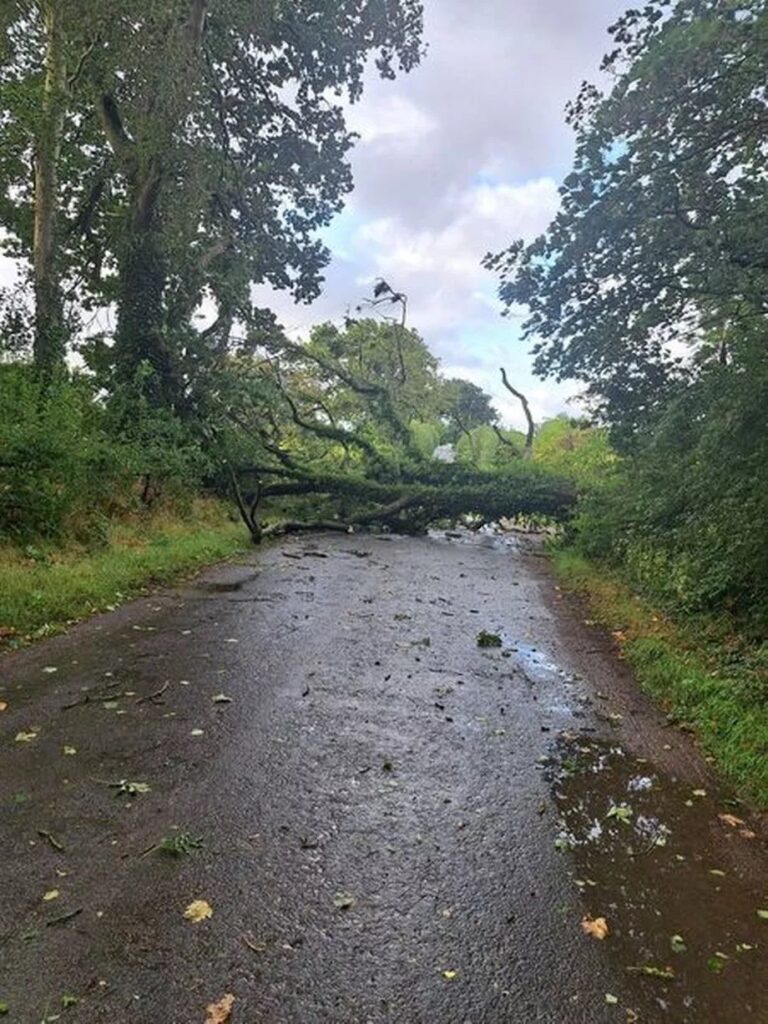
[15,730,38,743]
[0,701,7,712]
[606,803,633,824]
[63,745,77,756]
[476,630,502,648]
[718,813,745,828]
[110,780,150,798]
[441,970,457,980]
[581,915,609,940]
[184,900,213,923]
[626,964,675,980]
[332,892,356,910]
[43,889,60,901]
[707,953,728,973]
[205,993,235,1023]
[756,909,768,920]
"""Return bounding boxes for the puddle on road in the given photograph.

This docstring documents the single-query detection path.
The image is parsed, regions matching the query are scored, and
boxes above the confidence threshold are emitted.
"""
[546,736,768,1021]
[506,640,577,686]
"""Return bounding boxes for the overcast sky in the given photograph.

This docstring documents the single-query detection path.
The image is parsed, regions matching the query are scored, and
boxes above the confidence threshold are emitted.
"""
[258,0,627,429]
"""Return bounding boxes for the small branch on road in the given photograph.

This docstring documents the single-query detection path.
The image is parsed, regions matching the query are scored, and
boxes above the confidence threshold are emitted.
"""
[136,680,170,705]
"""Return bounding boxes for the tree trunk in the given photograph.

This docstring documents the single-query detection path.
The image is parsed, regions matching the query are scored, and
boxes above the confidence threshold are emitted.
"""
[114,209,176,407]
[32,1,68,377]
[99,1,210,409]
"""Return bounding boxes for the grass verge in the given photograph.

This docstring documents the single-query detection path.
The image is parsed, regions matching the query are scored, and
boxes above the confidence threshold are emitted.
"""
[552,546,768,808]
[0,500,249,646]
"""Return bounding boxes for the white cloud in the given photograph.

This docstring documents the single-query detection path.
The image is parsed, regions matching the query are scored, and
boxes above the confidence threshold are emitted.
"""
[345,95,437,148]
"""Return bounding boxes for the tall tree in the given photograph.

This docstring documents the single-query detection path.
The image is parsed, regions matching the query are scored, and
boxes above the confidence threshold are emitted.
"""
[485,0,768,436]
[0,1,425,401]
[0,2,113,373]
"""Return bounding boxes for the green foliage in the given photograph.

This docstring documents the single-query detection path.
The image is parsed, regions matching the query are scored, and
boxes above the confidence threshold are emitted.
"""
[408,419,443,459]
[486,1,768,632]
[0,1,425,396]
[532,416,616,490]
[564,341,768,627]
[156,832,204,857]
[456,424,504,471]
[476,630,502,648]
[441,378,498,441]
[487,0,768,433]
[0,365,209,542]
[0,366,127,541]
[554,549,768,805]
[0,500,245,642]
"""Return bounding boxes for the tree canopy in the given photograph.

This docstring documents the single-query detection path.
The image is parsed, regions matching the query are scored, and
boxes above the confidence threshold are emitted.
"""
[1,0,425,396]
[486,0,768,436]
[486,0,768,624]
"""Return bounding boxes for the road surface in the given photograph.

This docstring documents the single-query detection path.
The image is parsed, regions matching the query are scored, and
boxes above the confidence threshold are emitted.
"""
[1,531,767,1023]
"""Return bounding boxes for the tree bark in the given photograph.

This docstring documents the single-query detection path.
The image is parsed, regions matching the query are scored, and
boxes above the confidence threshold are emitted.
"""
[33,0,68,377]
[97,1,209,407]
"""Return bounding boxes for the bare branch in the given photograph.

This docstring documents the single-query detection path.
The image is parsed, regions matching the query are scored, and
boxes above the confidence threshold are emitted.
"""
[499,367,534,459]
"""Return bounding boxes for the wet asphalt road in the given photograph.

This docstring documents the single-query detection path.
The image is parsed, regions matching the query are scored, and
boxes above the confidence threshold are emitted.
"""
[1,531,768,1023]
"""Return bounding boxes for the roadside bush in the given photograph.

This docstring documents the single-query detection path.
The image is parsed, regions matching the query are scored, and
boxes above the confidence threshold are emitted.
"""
[0,364,209,543]
[0,366,129,541]
[567,347,768,630]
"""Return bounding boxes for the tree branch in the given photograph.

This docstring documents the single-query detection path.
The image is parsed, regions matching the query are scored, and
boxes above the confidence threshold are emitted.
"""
[499,368,534,459]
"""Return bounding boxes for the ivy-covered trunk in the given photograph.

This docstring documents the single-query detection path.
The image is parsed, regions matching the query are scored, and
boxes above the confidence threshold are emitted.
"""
[32,1,68,377]
[114,211,176,408]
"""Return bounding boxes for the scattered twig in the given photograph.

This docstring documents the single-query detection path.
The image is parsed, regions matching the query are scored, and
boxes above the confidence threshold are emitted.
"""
[242,933,268,953]
[136,680,170,705]
[37,829,65,852]
[46,907,83,927]
[61,682,123,710]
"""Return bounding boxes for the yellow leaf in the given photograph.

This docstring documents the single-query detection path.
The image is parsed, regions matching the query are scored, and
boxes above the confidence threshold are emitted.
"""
[43,889,60,901]
[582,915,609,940]
[63,746,77,756]
[441,970,457,980]
[15,730,38,743]
[719,813,745,828]
[184,899,213,923]
[0,701,7,712]
[205,993,235,1024]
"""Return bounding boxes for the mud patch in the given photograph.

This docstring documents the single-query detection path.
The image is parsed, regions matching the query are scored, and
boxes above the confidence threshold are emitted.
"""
[547,736,768,1021]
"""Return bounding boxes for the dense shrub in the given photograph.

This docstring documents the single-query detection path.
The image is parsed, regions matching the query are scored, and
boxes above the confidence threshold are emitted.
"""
[569,345,768,630]
[0,365,208,542]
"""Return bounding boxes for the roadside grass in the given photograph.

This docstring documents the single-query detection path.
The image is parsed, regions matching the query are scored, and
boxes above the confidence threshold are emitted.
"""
[0,500,249,645]
[552,547,768,808]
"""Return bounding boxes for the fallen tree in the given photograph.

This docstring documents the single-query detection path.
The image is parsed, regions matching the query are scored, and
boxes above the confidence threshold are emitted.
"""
[230,464,576,542]
[216,312,576,542]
